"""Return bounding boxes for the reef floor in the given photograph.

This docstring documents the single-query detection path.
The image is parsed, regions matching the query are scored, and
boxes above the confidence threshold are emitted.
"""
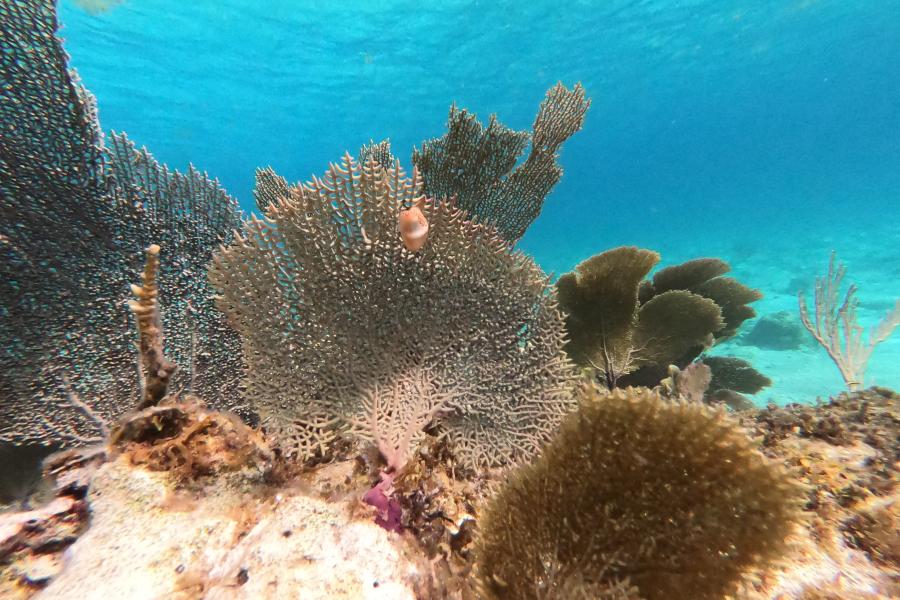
[0,389,896,599]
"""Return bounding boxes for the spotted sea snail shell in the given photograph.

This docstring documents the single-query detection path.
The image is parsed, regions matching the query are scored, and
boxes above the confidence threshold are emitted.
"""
[398,205,429,252]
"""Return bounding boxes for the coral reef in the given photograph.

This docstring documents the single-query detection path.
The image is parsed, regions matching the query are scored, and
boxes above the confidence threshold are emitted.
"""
[4,3,896,599]
[0,0,245,447]
[799,252,900,391]
[209,154,576,470]
[1,385,895,599]
[413,83,589,243]
[740,387,899,598]
[476,385,802,600]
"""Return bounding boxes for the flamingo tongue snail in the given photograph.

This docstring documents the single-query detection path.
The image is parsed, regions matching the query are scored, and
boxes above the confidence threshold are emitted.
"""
[398,199,430,252]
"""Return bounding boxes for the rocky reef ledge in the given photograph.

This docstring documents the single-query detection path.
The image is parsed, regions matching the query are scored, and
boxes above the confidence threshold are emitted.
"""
[1,389,897,600]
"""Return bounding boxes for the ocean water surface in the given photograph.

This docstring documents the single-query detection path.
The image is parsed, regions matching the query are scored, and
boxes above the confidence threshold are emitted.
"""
[57,0,900,402]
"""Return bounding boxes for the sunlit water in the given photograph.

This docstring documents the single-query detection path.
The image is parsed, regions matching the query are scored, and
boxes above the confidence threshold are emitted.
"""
[58,0,900,402]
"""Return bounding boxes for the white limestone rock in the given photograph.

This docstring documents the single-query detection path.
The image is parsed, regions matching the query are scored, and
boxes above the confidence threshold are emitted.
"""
[37,458,421,600]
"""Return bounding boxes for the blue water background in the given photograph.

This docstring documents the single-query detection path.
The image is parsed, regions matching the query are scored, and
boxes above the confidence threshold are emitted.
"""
[57,0,900,399]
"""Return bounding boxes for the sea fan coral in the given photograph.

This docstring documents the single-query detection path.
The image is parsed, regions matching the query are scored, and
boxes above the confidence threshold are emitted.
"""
[0,0,243,446]
[209,154,577,469]
[477,385,801,600]
[558,247,766,390]
[413,82,589,243]
[557,247,724,387]
[639,257,762,340]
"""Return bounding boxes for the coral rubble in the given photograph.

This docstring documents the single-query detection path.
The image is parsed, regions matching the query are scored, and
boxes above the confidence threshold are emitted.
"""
[741,387,900,598]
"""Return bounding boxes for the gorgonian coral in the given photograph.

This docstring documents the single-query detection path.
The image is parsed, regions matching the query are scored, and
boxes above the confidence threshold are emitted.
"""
[0,0,243,445]
[799,251,900,391]
[209,154,577,469]
[477,385,801,600]
[557,247,766,391]
[413,83,589,243]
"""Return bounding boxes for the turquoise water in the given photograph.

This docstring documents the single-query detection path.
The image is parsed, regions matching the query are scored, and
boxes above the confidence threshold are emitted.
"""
[57,0,900,401]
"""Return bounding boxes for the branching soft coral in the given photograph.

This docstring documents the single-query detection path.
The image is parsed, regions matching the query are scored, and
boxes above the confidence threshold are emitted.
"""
[413,83,589,243]
[209,153,577,471]
[799,251,900,391]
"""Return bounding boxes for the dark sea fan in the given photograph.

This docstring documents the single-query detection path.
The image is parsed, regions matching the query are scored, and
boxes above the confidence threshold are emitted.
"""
[413,82,590,244]
[0,0,244,446]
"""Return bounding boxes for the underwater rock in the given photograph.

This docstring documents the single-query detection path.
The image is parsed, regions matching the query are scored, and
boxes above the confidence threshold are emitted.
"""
[740,387,900,598]
[0,495,88,599]
[742,310,811,350]
[34,457,422,600]
[110,396,273,483]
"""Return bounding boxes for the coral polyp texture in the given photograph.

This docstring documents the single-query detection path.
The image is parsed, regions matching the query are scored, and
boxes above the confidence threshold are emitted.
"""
[476,385,801,600]
[209,154,577,469]
[0,0,243,446]
[413,82,589,243]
